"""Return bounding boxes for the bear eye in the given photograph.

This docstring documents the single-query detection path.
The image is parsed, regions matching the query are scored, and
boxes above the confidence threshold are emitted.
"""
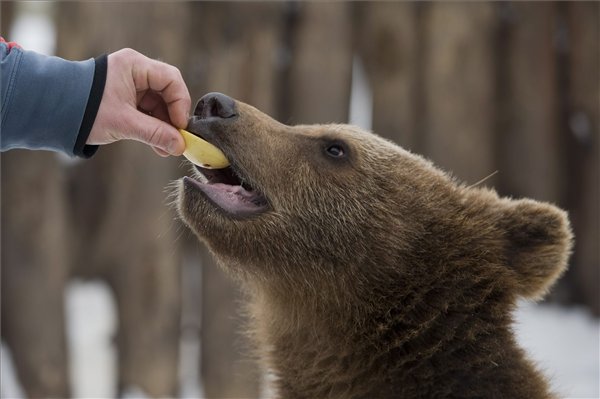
[326,144,346,158]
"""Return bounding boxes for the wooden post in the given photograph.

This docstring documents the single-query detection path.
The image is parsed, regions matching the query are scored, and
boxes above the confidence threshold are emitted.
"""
[185,2,283,115]
[1,151,71,398]
[54,3,189,396]
[1,1,14,35]
[354,2,419,149]
[1,5,71,397]
[285,2,353,124]
[564,2,599,315]
[421,2,497,186]
[496,2,564,202]
[185,3,284,397]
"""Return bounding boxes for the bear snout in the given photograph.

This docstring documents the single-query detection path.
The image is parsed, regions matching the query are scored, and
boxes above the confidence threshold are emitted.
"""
[194,92,238,119]
[186,92,239,142]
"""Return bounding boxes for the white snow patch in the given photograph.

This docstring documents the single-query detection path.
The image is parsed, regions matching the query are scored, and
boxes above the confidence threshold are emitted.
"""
[65,280,118,399]
[0,342,26,399]
[514,301,600,399]
[349,55,373,130]
[120,385,149,399]
[179,330,203,399]
[2,289,599,398]
[179,254,204,398]
[9,2,56,56]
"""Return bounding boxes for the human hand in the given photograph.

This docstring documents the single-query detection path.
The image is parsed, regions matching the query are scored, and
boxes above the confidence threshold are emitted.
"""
[87,48,190,156]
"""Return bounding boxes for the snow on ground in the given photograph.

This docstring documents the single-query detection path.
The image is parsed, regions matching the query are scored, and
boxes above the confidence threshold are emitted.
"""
[2,287,598,398]
[514,301,600,399]
[3,4,597,398]
[349,56,373,131]
[9,2,56,55]
[65,281,118,398]
[0,343,25,399]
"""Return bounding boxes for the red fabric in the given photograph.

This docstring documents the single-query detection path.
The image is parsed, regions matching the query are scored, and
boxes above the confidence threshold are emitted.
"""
[0,37,22,50]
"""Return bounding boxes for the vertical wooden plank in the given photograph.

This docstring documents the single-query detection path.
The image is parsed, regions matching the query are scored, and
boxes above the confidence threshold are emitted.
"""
[1,1,15,34]
[185,3,284,397]
[56,2,191,64]
[186,2,283,115]
[565,2,599,315]
[54,3,190,396]
[1,151,71,398]
[497,2,563,201]
[421,2,497,185]
[199,250,262,398]
[286,2,353,124]
[2,5,71,396]
[354,2,419,148]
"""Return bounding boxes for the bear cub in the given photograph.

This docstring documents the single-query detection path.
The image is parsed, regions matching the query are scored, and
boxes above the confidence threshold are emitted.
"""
[178,92,572,399]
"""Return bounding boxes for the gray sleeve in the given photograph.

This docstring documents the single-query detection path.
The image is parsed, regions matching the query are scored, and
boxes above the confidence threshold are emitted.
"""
[0,42,95,156]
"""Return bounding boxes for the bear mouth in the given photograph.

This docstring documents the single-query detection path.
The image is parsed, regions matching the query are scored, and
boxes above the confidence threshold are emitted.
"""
[184,165,269,218]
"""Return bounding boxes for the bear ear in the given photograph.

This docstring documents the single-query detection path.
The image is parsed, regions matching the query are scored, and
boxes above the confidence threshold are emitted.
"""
[498,198,573,300]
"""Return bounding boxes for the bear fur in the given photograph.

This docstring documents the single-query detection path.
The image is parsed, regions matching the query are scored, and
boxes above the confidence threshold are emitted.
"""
[177,93,573,399]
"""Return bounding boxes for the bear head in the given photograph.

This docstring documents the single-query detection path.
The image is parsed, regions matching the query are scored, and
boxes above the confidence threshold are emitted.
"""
[178,92,572,307]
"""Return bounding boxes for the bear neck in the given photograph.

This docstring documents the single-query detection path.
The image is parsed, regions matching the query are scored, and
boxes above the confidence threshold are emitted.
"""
[248,271,553,399]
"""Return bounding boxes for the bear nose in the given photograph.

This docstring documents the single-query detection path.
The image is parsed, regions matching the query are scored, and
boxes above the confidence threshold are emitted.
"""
[193,92,237,119]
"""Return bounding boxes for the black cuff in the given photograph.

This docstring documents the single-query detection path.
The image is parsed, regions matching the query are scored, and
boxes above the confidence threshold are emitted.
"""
[73,54,107,158]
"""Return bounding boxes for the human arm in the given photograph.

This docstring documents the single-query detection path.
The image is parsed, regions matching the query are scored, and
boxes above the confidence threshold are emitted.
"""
[87,48,189,157]
[0,42,188,157]
[0,39,102,157]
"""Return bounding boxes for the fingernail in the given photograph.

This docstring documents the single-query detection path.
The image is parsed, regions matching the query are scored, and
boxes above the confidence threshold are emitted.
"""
[167,137,184,156]
[167,139,177,155]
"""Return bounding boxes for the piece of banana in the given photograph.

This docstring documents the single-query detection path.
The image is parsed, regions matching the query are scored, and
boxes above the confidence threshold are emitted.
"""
[179,129,230,169]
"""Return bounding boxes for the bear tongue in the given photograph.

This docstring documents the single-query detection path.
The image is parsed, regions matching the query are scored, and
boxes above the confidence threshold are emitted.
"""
[199,182,263,214]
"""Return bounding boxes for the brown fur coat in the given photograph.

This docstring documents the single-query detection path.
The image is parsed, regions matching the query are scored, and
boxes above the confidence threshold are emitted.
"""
[178,93,572,398]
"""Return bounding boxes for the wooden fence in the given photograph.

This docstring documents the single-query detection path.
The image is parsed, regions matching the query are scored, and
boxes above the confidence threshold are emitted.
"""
[1,2,597,398]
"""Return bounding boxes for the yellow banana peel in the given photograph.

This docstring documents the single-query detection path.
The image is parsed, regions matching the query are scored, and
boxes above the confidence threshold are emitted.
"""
[179,129,230,169]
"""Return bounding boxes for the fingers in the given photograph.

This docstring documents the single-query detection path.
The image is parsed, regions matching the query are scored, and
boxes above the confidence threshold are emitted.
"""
[127,111,186,156]
[91,48,191,157]
[152,147,171,157]
[138,91,170,123]
[131,55,191,129]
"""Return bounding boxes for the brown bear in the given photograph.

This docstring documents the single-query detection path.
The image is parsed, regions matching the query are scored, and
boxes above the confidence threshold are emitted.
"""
[177,92,573,399]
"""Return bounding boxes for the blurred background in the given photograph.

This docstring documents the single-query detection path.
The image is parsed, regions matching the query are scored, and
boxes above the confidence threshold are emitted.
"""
[1,2,598,398]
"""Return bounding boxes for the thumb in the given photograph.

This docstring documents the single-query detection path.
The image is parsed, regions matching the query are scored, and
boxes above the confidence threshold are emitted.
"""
[127,112,185,156]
